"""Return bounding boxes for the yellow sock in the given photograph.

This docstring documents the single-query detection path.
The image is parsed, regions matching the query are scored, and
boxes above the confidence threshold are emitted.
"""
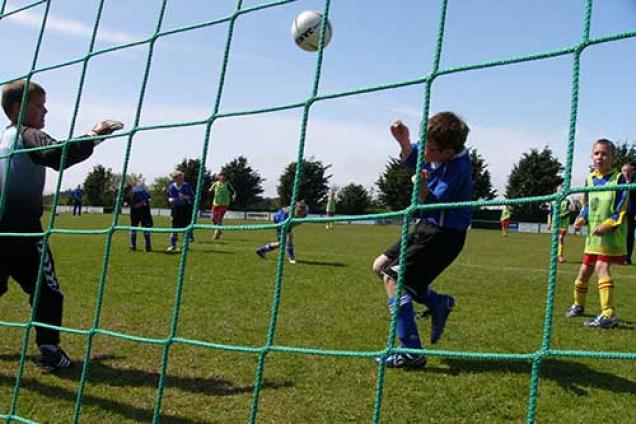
[557,243,563,257]
[574,279,588,306]
[598,277,615,318]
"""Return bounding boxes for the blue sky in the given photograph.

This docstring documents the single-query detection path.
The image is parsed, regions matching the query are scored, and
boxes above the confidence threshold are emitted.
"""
[1,0,635,199]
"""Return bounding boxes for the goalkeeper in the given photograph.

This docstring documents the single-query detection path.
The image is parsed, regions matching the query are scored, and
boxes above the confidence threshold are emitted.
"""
[0,80,123,371]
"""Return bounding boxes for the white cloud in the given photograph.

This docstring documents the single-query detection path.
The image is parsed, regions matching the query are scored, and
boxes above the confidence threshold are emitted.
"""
[8,7,138,44]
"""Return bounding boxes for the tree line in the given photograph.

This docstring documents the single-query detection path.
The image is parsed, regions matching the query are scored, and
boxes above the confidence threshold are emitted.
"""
[61,142,636,221]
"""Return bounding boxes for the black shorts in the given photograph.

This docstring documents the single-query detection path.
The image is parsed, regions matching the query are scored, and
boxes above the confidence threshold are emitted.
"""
[382,220,466,296]
[131,206,153,228]
[171,205,193,229]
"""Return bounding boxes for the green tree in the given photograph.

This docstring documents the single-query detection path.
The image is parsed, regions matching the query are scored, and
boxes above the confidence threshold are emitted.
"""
[375,157,414,211]
[505,147,563,221]
[614,140,636,167]
[219,156,264,210]
[83,165,117,206]
[337,184,371,214]
[277,158,331,211]
[469,148,496,201]
[175,158,213,209]
[149,176,171,209]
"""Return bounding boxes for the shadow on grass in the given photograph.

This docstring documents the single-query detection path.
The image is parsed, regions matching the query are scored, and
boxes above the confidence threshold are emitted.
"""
[435,358,636,396]
[153,248,235,256]
[295,259,348,267]
[0,353,293,422]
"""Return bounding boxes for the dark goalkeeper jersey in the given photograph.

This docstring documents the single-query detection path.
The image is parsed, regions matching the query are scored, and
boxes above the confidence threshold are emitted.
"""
[0,126,94,233]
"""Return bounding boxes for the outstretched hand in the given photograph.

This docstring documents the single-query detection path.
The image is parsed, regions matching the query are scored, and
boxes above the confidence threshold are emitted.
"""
[92,120,124,136]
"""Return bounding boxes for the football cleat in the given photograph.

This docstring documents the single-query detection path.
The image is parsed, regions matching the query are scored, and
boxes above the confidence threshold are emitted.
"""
[583,314,618,329]
[565,304,584,318]
[376,353,427,369]
[430,295,454,344]
[36,346,72,371]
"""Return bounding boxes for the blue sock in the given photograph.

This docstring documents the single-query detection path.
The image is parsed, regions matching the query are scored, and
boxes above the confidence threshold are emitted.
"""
[130,230,137,248]
[388,295,422,349]
[286,243,295,260]
[258,243,274,253]
[170,233,178,246]
[144,232,151,248]
[414,287,444,309]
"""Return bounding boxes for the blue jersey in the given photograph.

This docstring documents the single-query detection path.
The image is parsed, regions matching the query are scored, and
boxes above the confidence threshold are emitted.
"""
[273,204,309,225]
[71,188,84,201]
[127,187,151,209]
[167,182,194,208]
[273,208,289,223]
[404,144,473,231]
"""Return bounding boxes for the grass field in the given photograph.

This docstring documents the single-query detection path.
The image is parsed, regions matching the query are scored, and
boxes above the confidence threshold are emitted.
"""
[1,213,635,423]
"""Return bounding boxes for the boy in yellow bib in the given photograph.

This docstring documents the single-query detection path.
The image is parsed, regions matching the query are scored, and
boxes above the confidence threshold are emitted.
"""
[565,139,628,328]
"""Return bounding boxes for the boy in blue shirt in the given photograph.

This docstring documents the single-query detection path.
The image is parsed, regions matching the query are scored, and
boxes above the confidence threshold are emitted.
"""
[0,79,123,371]
[124,184,153,252]
[372,112,472,369]
[256,200,309,264]
[166,170,195,252]
[70,184,84,216]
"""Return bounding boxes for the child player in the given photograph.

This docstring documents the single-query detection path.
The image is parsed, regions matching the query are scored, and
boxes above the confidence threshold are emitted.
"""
[565,139,628,329]
[123,184,153,252]
[0,80,123,370]
[256,200,309,264]
[500,205,511,237]
[547,185,572,263]
[323,187,336,230]
[372,112,472,369]
[209,172,237,240]
[166,170,195,252]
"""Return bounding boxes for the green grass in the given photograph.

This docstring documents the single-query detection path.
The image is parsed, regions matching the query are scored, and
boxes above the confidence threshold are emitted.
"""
[1,214,635,423]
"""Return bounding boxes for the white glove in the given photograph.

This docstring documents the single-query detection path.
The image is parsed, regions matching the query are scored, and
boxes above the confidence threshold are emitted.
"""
[91,120,124,145]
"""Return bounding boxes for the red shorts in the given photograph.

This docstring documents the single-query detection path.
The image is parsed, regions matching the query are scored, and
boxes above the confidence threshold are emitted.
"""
[582,253,625,266]
[501,219,510,229]
[212,205,228,220]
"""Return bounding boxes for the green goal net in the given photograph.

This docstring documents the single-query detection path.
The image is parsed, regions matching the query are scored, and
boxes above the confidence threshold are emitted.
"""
[1,0,635,423]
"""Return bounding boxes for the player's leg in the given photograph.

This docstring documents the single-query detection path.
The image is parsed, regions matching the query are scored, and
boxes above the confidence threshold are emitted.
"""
[217,207,227,238]
[212,206,220,239]
[256,228,282,259]
[372,254,391,281]
[373,234,425,369]
[583,259,618,328]
[286,231,296,263]
[557,229,567,263]
[142,207,153,251]
[12,240,71,370]
[129,210,140,250]
[185,205,195,243]
[566,259,594,317]
[376,271,426,369]
[168,207,179,252]
[400,223,465,344]
[626,220,635,265]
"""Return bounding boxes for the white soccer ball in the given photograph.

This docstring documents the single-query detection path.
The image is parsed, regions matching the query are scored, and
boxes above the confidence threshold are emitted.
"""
[291,10,332,52]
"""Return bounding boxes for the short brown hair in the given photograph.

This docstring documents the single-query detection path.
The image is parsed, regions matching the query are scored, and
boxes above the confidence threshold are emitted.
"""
[427,111,470,152]
[1,79,46,120]
[593,138,616,157]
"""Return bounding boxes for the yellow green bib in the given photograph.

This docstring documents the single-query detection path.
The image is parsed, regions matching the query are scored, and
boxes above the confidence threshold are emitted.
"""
[584,171,627,256]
